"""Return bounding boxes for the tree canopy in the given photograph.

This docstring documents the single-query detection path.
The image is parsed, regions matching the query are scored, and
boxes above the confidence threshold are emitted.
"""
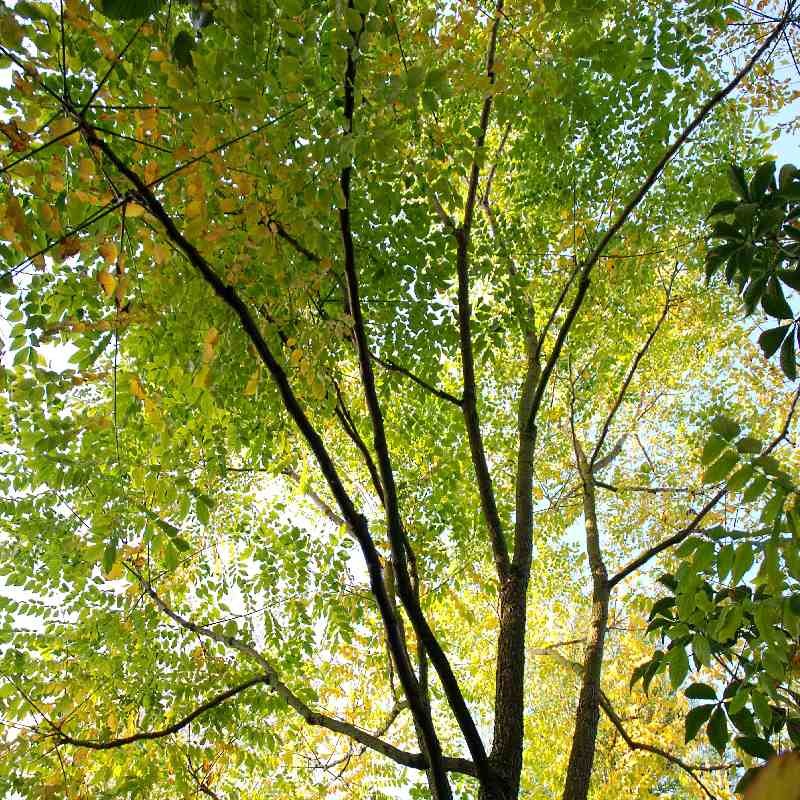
[0,1,799,799]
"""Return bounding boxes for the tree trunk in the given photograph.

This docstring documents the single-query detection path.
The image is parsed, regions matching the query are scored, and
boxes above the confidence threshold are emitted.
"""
[561,441,609,800]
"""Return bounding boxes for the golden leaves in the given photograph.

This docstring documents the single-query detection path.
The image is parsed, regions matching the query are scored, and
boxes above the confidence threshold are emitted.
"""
[202,327,219,363]
[243,367,260,396]
[144,161,160,184]
[129,376,147,400]
[0,119,30,152]
[49,117,79,147]
[98,242,117,265]
[126,202,146,218]
[58,237,82,259]
[185,199,203,219]
[78,157,95,183]
[97,269,116,298]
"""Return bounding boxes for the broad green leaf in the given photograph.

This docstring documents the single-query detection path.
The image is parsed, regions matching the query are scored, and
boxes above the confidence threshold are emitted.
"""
[750,161,776,200]
[780,333,797,381]
[668,645,689,689]
[685,682,717,701]
[759,326,790,359]
[732,542,755,584]
[707,706,729,755]
[685,703,714,743]
[703,450,738,484]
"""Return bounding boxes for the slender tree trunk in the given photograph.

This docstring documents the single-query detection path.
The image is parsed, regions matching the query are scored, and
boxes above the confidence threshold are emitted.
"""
[478,416,537,800]
[561,440,609,800]
[478,573,529,800]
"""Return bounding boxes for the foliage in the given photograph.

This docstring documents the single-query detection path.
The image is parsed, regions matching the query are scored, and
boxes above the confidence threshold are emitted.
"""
[706,161,800,380]
[0,1,799,800]
[639,413,800,788]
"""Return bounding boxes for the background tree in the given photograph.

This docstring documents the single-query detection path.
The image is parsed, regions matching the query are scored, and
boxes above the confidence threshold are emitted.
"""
[0,1,799,799]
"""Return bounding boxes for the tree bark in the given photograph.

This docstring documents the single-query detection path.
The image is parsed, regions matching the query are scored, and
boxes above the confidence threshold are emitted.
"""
[561,440,609,800]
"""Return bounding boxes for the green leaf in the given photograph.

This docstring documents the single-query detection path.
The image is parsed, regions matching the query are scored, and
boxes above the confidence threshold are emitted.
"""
[344,7,362,32]
[707,199,738,218]
[668,645,689,689]
[730,707,758,736]
[406,65,426,88]
[685,703,714,743]
[735,736,776,760]
[711,415,741,440]
[693,635,711,667]
[752,691,773,729]
[779,163,798,192]
[100,0,163,19]
[780,331,797,381]
[728,164,750,200]
[648,595,676,620]
[685,682,717,701]
[736,436,763,454]
[777,267,800,292]
[703,450,738,484]
[701,434,727,465]
[762,278,793,320]
[102,539,117,574]
[727,464,754,492]
[759,325,790,359]
[743,475,769,503]
[171,31,196,69]
[718,543,735,581]
[750,161,776,200]
[196,497,210,525]
[731,542,754,584]
[728,688,749,716]
[707,706,729,755]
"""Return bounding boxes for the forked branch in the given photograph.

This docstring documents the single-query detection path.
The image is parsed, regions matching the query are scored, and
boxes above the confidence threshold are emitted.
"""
[128,567,476,777]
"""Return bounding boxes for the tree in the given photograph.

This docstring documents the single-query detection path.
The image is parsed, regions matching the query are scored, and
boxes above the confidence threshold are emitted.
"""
[0,0,799,799]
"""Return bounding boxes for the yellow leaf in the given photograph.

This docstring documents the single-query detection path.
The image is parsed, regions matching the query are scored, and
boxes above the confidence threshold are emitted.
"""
[115,275,128,308]
[202,327,219,363]
[193,365,211,389]
[97,269,117,297]
[104,560,123,580]
[59,237,82,259]
[126,202,145,218]
[244,369,260,396]
[129,376,147,400]
[49,116,78,146]
[78,157,94,182]
[0,119,30,151]
[144,161,159,184]
[98,242,117,264]
[185,199,203,219]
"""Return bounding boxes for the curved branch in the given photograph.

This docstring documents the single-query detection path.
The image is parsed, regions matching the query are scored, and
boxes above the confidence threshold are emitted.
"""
[452,0,510,583]
[128,567,476,778]
[523,9,795,436]
[370,352,462,407]
[79,123,463,791]
[51,675,267,750]
[531,646,734,799]
[335,13,488,791]
[608,384,800,589]
[598,693,722,800]
[590,266,677,469]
